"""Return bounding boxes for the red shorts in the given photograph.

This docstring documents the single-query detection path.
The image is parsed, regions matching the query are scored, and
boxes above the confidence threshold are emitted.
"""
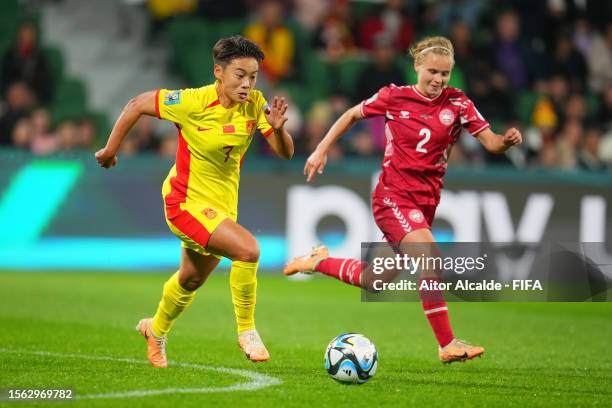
[372,195,436,243]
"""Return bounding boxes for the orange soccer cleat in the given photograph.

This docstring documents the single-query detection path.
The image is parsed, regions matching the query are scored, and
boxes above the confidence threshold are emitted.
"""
[283,245,329,276]
[238,329,270,362]
[439,338,485,364]
[136,317,168,368]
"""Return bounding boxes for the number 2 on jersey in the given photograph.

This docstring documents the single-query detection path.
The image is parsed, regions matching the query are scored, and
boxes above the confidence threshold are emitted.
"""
[416,128,430,153]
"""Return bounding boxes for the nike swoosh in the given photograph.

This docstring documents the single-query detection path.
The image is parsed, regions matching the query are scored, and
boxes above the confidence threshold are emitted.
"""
[198,127,211,131]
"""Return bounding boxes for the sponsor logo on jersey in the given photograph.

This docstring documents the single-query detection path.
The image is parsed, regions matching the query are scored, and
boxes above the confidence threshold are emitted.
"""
[222,124,235,134]
[399,110,410,119]
[420,114,433,120]
[409,209,425,223]
[197,126,211,131]
[202,208,217,219]
[439,108,455,125]
[164,90,181,105]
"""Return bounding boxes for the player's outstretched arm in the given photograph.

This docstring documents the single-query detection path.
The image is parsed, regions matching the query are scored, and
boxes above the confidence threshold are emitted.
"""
[475,127,522,155]
[95,90,157,168]
[304,104,363,182]
[264,96,294,160]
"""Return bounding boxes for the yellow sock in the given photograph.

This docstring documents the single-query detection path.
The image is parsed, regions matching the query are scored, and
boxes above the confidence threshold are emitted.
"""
[229,260,258,334]
[151,271,196,336]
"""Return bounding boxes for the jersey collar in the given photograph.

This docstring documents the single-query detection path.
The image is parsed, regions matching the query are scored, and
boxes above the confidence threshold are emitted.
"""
[411,85,444,102]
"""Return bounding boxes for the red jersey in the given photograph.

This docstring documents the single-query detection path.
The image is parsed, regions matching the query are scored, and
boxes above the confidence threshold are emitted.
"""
[361,84,490,206]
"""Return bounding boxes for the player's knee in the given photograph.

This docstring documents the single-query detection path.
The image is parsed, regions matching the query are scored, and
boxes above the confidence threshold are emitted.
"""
[178,275,205,291]
[233,240,260,263]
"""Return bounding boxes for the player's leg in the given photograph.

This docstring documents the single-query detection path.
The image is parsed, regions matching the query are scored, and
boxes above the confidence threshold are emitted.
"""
[152,248,220,335]
[398,227,484,363]
[206,219,269,361]
[283,196,408,287]
[138,249,219,368]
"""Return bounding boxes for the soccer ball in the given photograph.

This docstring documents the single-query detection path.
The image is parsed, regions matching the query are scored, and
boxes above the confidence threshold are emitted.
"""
[324,333,378,384]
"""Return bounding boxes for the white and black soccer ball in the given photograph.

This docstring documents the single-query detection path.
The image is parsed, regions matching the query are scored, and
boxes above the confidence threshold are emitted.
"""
[324,333,378,384]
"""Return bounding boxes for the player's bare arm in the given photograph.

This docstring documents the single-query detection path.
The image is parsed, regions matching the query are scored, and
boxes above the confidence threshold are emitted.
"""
[264,96,294,160]
[95,90,157,168]
[305,104,363,182]
[475,127,523,154]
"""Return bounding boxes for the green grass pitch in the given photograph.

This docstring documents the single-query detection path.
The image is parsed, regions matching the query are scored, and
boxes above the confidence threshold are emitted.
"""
[0,271,610,407]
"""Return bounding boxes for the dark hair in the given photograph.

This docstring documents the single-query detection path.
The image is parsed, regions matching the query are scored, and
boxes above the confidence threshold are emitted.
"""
[212,35,265,66]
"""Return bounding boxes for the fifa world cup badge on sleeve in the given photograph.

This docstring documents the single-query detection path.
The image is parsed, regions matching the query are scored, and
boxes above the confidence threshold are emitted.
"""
[164,90,181,105]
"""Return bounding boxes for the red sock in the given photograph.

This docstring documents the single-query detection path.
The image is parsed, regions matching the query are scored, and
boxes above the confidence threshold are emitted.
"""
[315,257,365,287]
[419,277,454,347]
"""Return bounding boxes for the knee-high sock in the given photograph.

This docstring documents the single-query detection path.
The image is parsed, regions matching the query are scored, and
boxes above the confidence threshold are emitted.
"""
[230,260,258,334]
[419,277,454,347]
[152,271,196,337]
[314,258,364,287]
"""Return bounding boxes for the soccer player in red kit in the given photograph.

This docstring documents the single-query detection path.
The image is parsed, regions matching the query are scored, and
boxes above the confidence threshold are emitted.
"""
[284,36,522,363]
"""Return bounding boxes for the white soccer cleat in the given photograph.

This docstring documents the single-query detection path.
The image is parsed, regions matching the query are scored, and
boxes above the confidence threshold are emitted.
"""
[238,329,270,362]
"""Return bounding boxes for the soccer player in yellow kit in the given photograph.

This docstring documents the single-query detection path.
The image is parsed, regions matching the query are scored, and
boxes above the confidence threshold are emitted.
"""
[95,36,294,367]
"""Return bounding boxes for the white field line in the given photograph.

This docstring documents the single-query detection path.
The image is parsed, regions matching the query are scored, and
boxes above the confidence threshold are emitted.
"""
[0,348,282,399]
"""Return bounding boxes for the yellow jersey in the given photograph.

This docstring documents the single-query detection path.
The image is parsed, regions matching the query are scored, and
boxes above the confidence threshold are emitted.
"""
[156,84,273,218]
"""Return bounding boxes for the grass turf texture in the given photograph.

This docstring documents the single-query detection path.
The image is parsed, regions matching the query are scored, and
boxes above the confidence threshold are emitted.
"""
[0,271,610,407]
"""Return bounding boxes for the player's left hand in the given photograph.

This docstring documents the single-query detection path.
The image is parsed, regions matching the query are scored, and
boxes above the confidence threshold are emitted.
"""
[503,127,522,147]
[264,96,289,130]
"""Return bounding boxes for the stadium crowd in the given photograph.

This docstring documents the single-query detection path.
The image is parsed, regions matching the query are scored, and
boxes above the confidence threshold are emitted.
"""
[1,0,611,171]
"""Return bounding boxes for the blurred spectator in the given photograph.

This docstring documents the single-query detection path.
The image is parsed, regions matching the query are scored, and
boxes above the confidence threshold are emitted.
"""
[147,0,197,39]
[547,75,570,124]
[29,107,57,156]
[579,126,606,170]
[1,21,52,103]
[11,117,33,150]
[0,82,36,144]
[301,94,358,159]
[556,120,583,169]
[584,23,612,93]
[563,93,588,124]
[358,0,413,52]
[293,0,328,32]
[158,133,178,158]
[598,132,612,167]
[449,19,513,124]
[539,140,559,168]
[312,0,357,59]
[533,95,558,130]
[244,0,295,83]
[435,0,486,34]
[120,116,159,156]
[450,19,486,93]
[490,10,539,89]
[353,34,403,104]
[55,120,80,151]
[596,84,612,131]
[549,34,588,92]
[197,0,247,20]
[77,117,97,150]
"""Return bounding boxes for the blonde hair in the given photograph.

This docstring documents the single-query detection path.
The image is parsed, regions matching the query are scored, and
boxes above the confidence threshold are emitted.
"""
[409,36,455,65]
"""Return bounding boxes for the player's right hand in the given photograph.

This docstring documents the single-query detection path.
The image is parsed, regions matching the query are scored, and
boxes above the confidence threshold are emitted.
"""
[95,147,118,169]
[304,149,327,182]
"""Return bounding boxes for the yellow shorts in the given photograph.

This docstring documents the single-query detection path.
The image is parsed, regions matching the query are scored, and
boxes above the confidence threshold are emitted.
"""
[163,201,232,259]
